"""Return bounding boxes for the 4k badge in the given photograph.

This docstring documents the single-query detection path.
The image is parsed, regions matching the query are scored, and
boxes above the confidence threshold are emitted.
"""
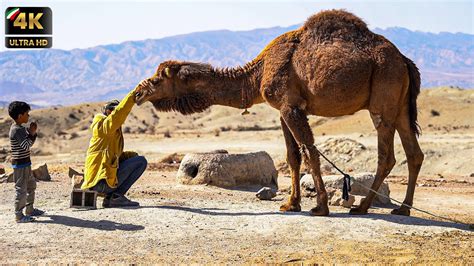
[5,7,53,48]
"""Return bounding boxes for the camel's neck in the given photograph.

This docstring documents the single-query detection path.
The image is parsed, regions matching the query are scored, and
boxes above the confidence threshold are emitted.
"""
[205,60,264,109]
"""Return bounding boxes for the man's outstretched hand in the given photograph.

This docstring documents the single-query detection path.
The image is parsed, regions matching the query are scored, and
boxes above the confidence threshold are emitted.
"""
[134,79,153,102]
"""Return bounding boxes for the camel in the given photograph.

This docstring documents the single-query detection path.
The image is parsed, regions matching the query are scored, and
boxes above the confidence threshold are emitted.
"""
[135,9,423,216]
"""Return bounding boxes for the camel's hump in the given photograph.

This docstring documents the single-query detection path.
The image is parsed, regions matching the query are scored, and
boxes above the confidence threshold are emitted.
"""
[302,9,371,42]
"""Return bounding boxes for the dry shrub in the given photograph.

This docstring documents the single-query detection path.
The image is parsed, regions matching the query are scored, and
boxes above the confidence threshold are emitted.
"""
[147,153,185,171]
[159,153,184,164]
[431,109,440,116]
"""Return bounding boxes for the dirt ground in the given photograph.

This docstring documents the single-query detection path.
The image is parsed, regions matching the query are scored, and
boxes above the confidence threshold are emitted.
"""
[1,133,473,264]
[0,87,473,263]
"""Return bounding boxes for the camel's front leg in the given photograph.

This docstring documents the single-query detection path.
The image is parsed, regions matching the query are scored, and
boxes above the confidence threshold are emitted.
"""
[279,117,302,212]
[280,106,329,216]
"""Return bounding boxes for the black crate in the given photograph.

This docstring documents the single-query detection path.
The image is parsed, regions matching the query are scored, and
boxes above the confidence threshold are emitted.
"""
[70,189,97,209]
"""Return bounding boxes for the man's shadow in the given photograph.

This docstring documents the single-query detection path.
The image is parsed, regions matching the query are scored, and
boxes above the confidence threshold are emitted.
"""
[142,205,472,231]
[36,214,144,231]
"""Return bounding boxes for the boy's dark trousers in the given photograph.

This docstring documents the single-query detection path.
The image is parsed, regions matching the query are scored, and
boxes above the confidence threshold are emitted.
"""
[14,166,36,218]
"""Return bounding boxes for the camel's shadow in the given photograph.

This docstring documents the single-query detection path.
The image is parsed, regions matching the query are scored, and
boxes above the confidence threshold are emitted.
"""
[36,214,145,231]
[142,205,471,231]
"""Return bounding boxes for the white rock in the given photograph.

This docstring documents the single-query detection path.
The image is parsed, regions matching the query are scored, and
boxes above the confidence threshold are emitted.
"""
[256,187,276,200]
[177,151,278,188]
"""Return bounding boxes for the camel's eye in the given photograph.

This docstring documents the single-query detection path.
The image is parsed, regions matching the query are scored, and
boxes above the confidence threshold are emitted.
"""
[150,77,160,85]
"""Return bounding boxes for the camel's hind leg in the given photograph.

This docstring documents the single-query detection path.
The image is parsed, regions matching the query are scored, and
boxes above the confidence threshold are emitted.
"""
[279,117,302,212]
[280,106,329,216]
[350,74,402,215]
[349,114,396,215]
[391,107,424,216]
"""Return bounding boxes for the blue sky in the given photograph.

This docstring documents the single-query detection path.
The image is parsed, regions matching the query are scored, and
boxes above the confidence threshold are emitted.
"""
[1,0,473,50]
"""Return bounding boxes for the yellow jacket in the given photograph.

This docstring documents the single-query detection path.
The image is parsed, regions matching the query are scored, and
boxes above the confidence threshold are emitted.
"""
[81,91,136,190]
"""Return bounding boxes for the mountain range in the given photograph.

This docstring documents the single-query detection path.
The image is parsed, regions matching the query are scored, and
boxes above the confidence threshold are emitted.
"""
[0,25,472,106]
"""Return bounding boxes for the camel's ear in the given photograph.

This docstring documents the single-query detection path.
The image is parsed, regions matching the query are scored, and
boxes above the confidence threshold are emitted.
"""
[177,65,192,80]
[162,67,172,78]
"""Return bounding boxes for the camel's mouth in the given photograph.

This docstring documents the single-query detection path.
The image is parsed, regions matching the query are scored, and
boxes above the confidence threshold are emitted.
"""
[135,86,155,106]
[135,92,145,105]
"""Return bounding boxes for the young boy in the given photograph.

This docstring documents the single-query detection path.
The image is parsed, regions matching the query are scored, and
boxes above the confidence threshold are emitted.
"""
[8,101,44,223]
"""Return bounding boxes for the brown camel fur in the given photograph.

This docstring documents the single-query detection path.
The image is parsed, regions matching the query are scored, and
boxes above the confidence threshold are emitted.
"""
[135,9,424,216]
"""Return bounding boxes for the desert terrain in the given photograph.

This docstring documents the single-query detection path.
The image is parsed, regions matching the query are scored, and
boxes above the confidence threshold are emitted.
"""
[0,87,473,263]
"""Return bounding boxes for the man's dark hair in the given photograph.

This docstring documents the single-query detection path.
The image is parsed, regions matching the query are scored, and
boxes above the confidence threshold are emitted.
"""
[8,101,31,120]
[102,99,120,115]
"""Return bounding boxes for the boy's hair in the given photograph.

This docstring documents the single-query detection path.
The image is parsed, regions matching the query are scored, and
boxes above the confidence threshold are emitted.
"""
[8,101,31,120]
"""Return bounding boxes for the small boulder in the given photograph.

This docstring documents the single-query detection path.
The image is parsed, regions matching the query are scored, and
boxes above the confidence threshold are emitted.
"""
[68,167,83,178]
[177,151,278,188]
[300,174,315,191]
[256,187,276,200]
[0,173,8,183]
[69,167,84,189]
[71,174,84,189]
[0,172,15,183]
[32,163,51,181]
[329,190,356,208]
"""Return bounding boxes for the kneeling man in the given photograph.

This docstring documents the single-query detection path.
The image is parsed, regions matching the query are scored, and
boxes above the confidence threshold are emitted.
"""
[81,82,148,207]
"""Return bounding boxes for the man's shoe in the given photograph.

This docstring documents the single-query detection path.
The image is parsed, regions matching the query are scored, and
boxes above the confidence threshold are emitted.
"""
[107,194,139,208]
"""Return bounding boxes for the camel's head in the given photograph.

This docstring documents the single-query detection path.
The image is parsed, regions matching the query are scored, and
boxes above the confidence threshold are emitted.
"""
[135,60,212,115]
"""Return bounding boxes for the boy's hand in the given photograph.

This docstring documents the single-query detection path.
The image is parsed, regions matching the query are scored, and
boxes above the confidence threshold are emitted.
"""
[29,122,38,135]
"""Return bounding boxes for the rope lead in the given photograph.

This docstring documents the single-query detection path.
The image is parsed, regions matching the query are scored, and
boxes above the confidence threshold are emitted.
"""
[342,174,351,201]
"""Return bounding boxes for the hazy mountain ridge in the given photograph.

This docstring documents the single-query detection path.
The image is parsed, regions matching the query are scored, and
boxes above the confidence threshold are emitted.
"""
[0,25,472,106]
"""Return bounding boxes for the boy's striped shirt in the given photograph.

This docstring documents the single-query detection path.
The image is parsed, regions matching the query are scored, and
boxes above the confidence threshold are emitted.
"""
[9,123,36,168]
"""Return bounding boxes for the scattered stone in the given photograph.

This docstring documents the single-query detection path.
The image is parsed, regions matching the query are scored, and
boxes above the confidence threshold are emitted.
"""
[430,109,440,116]
[177,151,278,188]
[329,190,356,208]
[68,132,79,140]
[0,167,4,175]
[470,173,474,178]
[159,153,185,164]
[0,148,9,163]
[69,167,84,188]
[68,167,82,178]
[71,174,84,189]
[0,172,14,183]
[32,163,51,181]
[0,173,8,183]
[256,187,276,200]
[300,175,315,191]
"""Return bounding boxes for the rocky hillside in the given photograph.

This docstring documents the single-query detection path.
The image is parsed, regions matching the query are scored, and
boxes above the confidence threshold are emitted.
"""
[0,26,472,106]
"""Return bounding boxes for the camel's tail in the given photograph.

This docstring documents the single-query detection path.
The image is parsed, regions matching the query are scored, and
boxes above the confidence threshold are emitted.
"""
[403,55,421,136]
